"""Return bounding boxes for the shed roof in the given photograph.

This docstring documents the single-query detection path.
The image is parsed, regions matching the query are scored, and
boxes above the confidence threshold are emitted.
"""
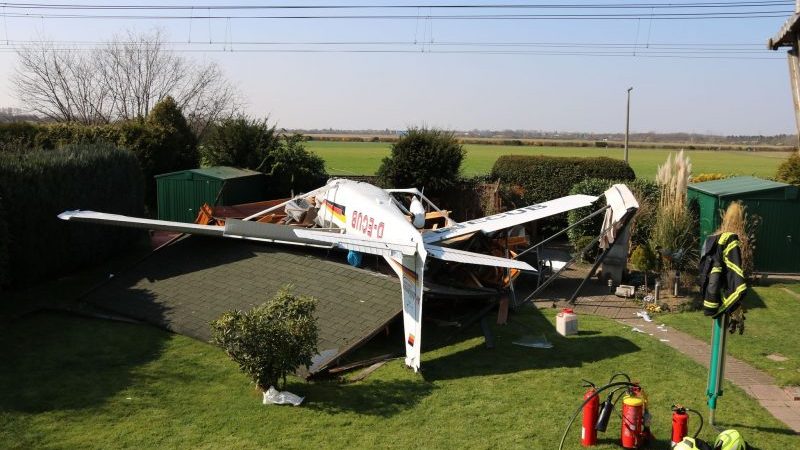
[688,176,791,197]
[155,166,262,180]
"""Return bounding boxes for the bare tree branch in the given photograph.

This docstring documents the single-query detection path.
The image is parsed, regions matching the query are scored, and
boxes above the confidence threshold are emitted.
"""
[13,28,240,131]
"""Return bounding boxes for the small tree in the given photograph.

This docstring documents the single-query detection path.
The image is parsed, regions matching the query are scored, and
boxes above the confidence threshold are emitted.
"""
[776,152,800,186]
[377,127,465,192]
[211,286,318,392]
[262,133,327,197]
[630,244,657,289]
[147,96,198,169]
[200,115,280,170]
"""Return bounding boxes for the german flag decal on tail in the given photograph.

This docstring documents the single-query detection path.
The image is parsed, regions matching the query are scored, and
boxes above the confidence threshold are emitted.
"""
[407,334,415,347]
[323,199,346,223]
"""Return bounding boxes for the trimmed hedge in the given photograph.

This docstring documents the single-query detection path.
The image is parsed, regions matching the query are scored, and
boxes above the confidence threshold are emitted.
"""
[0,99,198,209]
[0,196,7,288]
[566,178,660,254]
[0,143,145,287]
[490,155,635,230]
[490,155,635,207]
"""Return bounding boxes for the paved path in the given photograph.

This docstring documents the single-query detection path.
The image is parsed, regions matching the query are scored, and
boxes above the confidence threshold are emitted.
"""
[545,275,800,434]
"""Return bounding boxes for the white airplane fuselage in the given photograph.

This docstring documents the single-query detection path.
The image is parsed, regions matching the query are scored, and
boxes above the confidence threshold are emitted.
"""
[317,179,422,247]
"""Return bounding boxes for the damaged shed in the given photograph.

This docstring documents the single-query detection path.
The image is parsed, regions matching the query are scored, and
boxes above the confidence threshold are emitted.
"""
[156,167,265,223]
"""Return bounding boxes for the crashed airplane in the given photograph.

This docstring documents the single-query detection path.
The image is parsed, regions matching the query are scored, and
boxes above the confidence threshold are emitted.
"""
[59,178,638,372]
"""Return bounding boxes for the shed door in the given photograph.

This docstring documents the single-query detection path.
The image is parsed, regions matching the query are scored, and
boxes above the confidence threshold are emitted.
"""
[746,199,800,273]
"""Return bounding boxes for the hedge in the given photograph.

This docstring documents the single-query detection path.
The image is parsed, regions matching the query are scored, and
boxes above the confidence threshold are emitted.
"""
[0,196,8,288]
[490,155,635,230]
[0,143,145,287]
[491,155,635,206]
[566,178,660,254]
[0,100,198,210]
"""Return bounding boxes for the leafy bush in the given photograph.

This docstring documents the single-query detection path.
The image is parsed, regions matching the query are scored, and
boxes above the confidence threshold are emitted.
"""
[200,115,280,170]
[490,155,635,211]
[211,286,318,391]
[0,143,144,287]
[263,134,328,197]
[377,127,465,193]
[566,178,659,252]
[200,118,326,197]
[776,152,800,186]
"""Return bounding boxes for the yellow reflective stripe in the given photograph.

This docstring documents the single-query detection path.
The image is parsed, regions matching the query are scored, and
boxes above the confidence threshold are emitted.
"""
[722,284,747,308]
[711,267,723,274]
[722,240,745,278]
[704,300,720,308]
[724,257,745,278]
[718,232,733,245]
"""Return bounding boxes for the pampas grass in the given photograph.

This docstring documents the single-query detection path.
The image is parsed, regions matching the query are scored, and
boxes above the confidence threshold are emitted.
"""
[653,150,698,270]
[716,201,758,278]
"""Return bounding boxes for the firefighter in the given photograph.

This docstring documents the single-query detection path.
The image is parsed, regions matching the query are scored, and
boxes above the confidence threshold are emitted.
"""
[697,232,747,334]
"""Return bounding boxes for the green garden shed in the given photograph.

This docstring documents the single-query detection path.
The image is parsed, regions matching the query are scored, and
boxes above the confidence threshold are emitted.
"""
[687,176,800,273]
[156,167,265,223]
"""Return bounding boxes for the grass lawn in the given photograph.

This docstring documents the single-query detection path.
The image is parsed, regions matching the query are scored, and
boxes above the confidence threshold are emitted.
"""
[306,141,790,180]
[659,286,800,387]
[1,308,797,449]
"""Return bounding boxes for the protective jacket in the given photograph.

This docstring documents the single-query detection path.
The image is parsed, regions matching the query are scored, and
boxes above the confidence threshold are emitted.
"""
[697,232,747,317]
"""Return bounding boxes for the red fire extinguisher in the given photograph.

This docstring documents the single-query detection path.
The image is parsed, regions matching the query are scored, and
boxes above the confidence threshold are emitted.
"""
[621,395,644,448]
[581,385,599,446]
[672,405,689,446]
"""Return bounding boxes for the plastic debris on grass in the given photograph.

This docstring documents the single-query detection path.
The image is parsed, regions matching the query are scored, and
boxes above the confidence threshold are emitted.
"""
[263,387,304,406]
[512,334,553,349]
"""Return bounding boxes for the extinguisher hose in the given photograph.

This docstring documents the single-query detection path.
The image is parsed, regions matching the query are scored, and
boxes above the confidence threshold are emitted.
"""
[557,381,639,450]
[687,408,704,438]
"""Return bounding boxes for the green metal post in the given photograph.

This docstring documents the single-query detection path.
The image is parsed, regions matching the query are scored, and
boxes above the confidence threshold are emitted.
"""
[706,313,728,427]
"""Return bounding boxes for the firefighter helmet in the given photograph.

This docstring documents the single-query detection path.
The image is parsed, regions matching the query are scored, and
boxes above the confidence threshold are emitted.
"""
[714,429,746,450]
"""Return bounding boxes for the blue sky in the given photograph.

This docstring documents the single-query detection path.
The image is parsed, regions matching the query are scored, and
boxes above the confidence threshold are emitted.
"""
[0,1,795,135]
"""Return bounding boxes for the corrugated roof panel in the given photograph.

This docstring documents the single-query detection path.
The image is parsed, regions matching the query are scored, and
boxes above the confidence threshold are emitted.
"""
[688,176,790,197]
[190,166,262,180]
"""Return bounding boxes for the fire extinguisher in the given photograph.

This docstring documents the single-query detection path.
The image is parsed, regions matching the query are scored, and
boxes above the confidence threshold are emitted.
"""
[672,405,689,447]
[581,382,599,447]
[621,395,644,449]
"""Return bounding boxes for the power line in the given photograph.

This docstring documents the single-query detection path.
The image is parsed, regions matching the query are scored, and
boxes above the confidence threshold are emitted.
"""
[0,46,783,59]
[0,38,770,49]
[0,11,791,20]
[0,1,792,10]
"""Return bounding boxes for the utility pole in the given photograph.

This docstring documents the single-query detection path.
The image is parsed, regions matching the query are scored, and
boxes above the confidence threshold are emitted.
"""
[768,0,800,149]
[624,87,633,163]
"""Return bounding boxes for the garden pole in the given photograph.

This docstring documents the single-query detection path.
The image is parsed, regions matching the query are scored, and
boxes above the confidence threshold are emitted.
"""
[706,313,728,428]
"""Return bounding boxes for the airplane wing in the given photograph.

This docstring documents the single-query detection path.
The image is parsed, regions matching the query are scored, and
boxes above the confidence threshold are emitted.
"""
[293,228,418,257]
[58,210,225,236]
[59,211,332,249]
[422,194,598,244]
[424,244,535,271]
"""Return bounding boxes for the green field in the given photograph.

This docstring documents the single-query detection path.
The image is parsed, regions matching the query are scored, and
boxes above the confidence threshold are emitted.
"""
[2,308,797,449]
[307,141,792,180]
